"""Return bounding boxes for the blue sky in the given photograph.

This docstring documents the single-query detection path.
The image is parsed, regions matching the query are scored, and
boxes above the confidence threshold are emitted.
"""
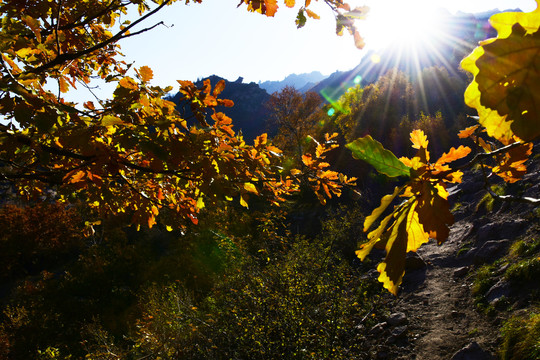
[115,0,536,88]
[55,0,535,105]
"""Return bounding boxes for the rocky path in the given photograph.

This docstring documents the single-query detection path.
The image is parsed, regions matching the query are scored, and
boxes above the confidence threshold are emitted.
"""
[393,219,499,360]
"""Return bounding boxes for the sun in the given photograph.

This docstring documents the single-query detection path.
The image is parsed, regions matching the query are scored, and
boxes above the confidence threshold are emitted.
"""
[357,0,447,53]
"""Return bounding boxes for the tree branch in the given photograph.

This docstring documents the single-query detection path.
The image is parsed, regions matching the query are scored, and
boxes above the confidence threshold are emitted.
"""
[29,0,172,74]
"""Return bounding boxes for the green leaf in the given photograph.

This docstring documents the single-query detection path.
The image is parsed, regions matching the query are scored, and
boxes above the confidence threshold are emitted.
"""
[295,9,306,29]
[346,135,411,178]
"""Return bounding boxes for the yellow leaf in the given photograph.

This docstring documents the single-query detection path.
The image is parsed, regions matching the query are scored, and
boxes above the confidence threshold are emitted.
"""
[356,212,394,261]
[16,48,33,58]
[461,43,514,144]
[377,206,409,295]
[285,0,295,7]
[364,187,400,232]
[405,205,429,252]
[101,115,124,126]
[196,197,205,209]
[410,129,428,149]
[166,225,173,232]
[243,182,258,194]
[240,195,249,208]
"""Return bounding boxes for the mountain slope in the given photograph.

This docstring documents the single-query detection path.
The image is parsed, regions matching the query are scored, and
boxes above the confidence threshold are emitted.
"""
[168,75,273,141]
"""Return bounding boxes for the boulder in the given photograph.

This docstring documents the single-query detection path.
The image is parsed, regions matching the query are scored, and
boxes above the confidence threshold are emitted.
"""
[473,239,511,264]
[451,341,495,360]
[387,312,407,327]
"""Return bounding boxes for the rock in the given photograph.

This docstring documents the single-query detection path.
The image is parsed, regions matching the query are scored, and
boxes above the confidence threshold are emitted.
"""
[405,252,427,270]
[451,341,495,360]
[450,311,465,319]
[391,325,408,338]
[485,279,512,303]
[387,312,407,326]
[361,269,380,281]
[369,322,387,336]
[473,239,511,264]
[476,220,526,242]
[453,266,470,278]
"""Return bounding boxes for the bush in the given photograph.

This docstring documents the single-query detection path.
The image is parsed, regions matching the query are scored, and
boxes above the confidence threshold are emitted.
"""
[500,311,540,360]
[117,225,384,359]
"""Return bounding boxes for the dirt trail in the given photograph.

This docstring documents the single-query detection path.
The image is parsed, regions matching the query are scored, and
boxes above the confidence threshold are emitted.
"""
[394,219,499,360]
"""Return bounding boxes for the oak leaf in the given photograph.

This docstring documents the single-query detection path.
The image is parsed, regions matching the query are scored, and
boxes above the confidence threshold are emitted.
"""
[138,66,154,82]
[346,135,411,178]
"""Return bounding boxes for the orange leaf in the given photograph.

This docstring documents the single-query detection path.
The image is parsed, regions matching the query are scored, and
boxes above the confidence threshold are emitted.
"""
[285,0,295,7]
[68,170,86,184]
[410,129,428,149]
[213,79,226,96]
[157,188,165,200]
[302,154,314,167]
[138,66,154,82]
[58,77,69,93]
[119,76,138,90]
[264,0,278,16]
[305,9,320,19]
[219,99,234,107]
[315,144,325,158]
[83,101,95,110]
[436,146,471,165]
[148,214,156,229]
[254,133,268,147]
[458,125,480,139]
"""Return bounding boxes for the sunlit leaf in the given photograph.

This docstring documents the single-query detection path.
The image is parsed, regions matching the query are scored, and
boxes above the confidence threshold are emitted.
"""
[462,46,514,144]
[415,182,453,244]
[240,195,249,208]
[101,115,124,126]
[458,125,480,139]
[475,24,540,141]
[436,146,471,165]
[138,66,154,82]
[305,9,319,19]
[243,182,258,194]
[377,205,408,295]
[363,186,400,232]
[410,129,428,149]
[346,135,411,178]
[119,76,139,90]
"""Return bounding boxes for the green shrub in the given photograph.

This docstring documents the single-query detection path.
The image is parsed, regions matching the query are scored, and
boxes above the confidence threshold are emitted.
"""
[500,311,540,360]
[504,258,540,284]
[472,264,495,297]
